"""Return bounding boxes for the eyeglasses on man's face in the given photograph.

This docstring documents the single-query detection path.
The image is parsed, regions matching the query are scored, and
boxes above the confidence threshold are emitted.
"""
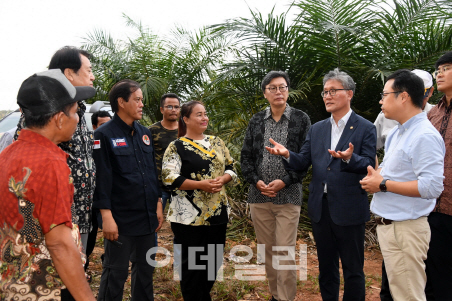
[434,65,452,78]
[380,91,401,99]
[321,89,350,98]
[163,105,180,111]
[266,86,288,93]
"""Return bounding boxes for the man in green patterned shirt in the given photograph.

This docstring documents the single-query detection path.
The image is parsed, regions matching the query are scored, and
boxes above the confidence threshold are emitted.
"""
[149,93,180,211]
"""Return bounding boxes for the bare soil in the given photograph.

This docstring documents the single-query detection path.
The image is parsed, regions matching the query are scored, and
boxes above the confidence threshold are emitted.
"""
[87,221,383,301]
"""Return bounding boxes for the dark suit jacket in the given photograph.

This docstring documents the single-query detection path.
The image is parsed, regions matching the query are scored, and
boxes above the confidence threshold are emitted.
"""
[285,111,376,226]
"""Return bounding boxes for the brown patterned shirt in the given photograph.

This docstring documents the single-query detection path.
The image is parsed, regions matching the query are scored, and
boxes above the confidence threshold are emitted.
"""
[428,95,452,215]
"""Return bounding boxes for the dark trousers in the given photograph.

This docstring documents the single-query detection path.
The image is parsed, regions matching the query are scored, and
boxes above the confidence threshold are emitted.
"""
[380,261,393,301]
[85,208,100,270]
[61,289,75,301]
[311,195,366,301]
[171,222,227,301]
[425,212,452,300]
[97,234,155,301]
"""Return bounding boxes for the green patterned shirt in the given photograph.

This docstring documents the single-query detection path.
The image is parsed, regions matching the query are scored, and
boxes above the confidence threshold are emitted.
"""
[149,121,178,191]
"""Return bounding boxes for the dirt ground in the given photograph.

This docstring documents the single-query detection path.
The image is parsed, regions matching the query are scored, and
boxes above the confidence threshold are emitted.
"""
[87,221,383,301]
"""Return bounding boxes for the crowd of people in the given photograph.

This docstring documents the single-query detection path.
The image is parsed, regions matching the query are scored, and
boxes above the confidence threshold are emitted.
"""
[0,45,451,301]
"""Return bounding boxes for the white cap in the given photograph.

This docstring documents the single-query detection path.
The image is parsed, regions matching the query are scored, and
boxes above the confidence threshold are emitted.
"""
[412,69,433,89]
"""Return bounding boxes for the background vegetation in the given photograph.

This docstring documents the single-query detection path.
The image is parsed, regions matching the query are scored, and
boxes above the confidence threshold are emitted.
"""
[82,0,452,237]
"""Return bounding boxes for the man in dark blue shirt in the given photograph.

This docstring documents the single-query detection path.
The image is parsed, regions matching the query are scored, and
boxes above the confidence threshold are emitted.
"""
[93,79,163,301]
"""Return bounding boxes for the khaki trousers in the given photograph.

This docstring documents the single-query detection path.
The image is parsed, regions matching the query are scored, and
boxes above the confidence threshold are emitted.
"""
[377,217,430,301]
[250,202,301,301]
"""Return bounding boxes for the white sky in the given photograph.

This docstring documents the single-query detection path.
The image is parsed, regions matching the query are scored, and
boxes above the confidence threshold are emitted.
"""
[0,0,290,111]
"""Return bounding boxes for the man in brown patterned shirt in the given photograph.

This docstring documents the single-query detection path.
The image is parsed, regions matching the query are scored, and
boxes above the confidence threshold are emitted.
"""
[426,51,452,300]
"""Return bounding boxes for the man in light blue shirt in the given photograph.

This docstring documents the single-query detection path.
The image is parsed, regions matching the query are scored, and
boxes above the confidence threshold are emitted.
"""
[361,69,445,301]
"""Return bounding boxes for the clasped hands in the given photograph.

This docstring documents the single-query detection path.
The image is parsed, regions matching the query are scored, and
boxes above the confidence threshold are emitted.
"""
[256,179,286,197]
[199,175,231,194]
[359,166,383,193]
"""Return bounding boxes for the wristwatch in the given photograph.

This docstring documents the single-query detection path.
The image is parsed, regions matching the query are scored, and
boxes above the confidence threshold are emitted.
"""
[379,179,388,192]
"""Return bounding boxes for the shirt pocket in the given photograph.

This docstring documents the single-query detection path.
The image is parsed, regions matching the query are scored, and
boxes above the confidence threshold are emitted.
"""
[112,147,136,174]
[385,148,410,173]
[142,144,156,170]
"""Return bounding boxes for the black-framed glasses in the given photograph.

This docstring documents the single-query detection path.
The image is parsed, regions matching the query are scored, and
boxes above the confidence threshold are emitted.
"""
[266,86,288,93]
[163,105,180,110]
[380,91,401,98]
[433,65,451,78]
[321,89,350,97]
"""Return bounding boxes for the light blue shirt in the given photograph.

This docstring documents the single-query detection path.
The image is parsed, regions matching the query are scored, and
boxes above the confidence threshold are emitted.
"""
[370,112,445,221]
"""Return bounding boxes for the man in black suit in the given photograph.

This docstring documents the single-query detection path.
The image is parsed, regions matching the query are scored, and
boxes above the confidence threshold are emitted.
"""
[267,68,376,301]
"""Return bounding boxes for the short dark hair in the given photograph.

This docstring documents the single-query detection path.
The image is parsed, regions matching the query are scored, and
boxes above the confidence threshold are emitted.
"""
[109,80,141,113]
[23,102,74,129]
[435,51,452,69]
[160,93,180,108]
[178,100,204,138]
[91,110,112,127]
[261,71,290,92]
[323,68,356,95]
[386,69,424,109]
[48,46,92,73]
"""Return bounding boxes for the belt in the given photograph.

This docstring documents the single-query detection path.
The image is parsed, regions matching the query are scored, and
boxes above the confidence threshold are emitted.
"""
[375,216,394,225]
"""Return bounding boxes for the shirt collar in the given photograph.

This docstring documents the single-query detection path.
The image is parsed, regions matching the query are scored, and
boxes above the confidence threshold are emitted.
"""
[112,114,137,135]
[264,103,292,120]
[18,129,69,159]
[437,95,451,111]
[398,112,426,132]
[330,109,353,128]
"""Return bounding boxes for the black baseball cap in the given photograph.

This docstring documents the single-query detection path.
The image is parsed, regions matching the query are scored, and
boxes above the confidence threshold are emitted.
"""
[17,69,96,115]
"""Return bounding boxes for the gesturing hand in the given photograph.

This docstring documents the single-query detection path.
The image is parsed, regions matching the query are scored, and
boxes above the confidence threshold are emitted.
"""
[328,142,354,161]
[265,138,290,158]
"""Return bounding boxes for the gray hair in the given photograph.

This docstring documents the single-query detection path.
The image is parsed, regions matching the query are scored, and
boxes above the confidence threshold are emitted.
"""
[323,68,356,95]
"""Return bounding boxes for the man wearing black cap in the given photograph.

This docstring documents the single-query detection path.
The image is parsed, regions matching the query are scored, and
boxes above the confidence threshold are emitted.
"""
[0,69,96,300]
[14,46,96,256]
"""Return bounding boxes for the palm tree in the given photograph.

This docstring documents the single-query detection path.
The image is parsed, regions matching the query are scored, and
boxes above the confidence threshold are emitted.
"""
[82,14,232,124]
[209,0,452,131]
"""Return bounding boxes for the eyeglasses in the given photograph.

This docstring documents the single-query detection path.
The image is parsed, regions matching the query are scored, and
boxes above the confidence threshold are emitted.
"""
[321,89,350,97]
[380,91,401,98]
[163,105,180,110]
[434,65,451,78]
[266,86,288,93]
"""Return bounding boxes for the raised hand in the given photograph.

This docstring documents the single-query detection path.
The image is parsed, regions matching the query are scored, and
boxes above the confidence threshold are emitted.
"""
[265,138,290,158]
[328,142,354,161]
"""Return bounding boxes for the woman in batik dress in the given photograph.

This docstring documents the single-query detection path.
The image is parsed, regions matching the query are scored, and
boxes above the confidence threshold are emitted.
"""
[162,101,238,301]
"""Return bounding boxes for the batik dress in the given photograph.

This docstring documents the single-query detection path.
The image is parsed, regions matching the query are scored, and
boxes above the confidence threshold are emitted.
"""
[162,135,239,226]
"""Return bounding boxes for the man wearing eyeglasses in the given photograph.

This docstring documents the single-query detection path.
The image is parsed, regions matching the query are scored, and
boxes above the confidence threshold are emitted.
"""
[374,69,434,301]
[241,71,311,301]
[266,68,376,301]
[149,93,181,212]
[374,69,435,151]
[360,69,445,301]
[425,51,452,300]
